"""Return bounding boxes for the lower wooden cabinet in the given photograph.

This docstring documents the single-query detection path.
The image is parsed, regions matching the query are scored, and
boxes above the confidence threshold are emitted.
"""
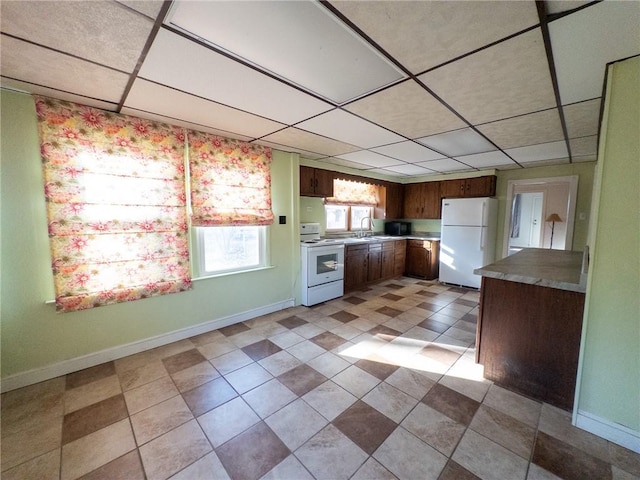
[405,239,440,280]
[345,239,406,292]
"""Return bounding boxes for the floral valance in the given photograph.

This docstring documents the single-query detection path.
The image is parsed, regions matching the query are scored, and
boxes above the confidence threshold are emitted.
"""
[35,97,191,312]
[188,130,274,226]
[326,179,379,206]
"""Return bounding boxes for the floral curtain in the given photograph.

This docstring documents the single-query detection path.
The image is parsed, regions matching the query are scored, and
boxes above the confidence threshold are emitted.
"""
[35,97,191,312]
[188,130,274,226]
[326,179,379,206]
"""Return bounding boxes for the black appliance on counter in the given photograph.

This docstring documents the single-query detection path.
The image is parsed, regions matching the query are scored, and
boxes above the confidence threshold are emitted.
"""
[384,221,411,236]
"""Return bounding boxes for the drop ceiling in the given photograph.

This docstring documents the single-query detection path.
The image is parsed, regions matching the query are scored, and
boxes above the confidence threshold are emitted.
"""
[1,0,638,180]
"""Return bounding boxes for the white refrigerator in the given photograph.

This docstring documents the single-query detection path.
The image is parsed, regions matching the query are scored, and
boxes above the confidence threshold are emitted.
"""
[439,197,498,289]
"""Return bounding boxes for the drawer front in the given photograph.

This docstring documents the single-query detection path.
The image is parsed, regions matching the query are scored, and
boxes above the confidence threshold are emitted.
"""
[346,244,368,255]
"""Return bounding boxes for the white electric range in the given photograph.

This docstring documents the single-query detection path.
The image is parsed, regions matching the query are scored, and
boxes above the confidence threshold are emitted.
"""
[300,223,345,306]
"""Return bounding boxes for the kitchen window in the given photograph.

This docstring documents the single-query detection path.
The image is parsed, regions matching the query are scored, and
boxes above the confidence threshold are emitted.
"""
[325,205,373,232]
[196,226,267,276]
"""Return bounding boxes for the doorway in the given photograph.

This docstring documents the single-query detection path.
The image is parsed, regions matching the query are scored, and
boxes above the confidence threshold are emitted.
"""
[503,176,579,258]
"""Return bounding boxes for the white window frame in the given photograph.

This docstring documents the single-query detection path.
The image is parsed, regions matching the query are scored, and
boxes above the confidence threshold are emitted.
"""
[195,225,267,277]
[325,205,373,232]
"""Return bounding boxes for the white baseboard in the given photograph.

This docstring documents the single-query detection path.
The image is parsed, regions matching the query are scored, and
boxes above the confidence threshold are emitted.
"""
[1,298,295,393]
[576,409,640,453]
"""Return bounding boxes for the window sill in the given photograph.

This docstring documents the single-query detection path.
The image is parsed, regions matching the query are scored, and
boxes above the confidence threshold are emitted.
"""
[193,265,276,282]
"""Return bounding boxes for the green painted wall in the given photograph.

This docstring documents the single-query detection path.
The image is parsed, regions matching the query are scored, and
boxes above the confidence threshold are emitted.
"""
[577,57,639,431]
[0,90,300,379]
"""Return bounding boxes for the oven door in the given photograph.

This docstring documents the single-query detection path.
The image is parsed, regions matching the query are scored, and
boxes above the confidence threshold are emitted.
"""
[305,244,344,287]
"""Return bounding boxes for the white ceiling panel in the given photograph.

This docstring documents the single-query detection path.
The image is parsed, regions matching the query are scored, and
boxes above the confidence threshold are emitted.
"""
[505,141,569,163]
[477,109,564,149]
[384,163,438,176]
[419,28,557,125]
[416,158,472,173]
[549,1,640,104]
[138,30,333,125]
[1,1,152,73]
[253,139,325,160]
[323,157,372,170]
[125,79,285,139]
[296,109,405,148]
[1,36,129,103]
[1,77,117,111]
[120,107,254,142]
[569,135,598,157]
[166,0,405,104]
[330,1,539,74]
[563,99,601,139]
[335,150,401,168]
[117,0,164,19]
[368,168,409,178]
[260,127,360,157]
[372,141,445,163]
[546,1,593,15]
[455,151,515,169]
[417,128,496,157]
[344,80,466,138]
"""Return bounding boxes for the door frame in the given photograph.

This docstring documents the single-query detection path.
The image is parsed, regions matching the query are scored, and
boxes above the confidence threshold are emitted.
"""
[502,175,579,258]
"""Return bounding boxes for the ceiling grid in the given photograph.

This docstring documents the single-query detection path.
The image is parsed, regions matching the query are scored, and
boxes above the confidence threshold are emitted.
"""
[1,0,638,178]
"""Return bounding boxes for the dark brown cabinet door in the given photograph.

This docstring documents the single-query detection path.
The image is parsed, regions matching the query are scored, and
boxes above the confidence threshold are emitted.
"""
[381,242,395,279]
[344,245,368,292]
[394,240,406,277]
[385,183,404,219]
[422,182,441,219]
[299,167,334,197]
[405,240,439,279]
[367,246,383,282]
[403,183,423,219]
[464,176,496,197]
[440,179,465,198]
[403,182,441,219]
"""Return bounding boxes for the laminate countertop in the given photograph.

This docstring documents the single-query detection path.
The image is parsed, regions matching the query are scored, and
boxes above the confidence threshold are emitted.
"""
[474,248,587,293]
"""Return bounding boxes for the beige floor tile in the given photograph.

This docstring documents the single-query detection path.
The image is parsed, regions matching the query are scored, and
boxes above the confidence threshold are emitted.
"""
[189,330,224,347]
[1,390,64,439]
[373,426,447,480]
[139,420,212,480]
[61,418,135,480]
[168,451,230,480]
[117,360,169,392]
[228,329,266,348]
[302,380,358,421]
[526,463,563,479]
[265,399,327,451]
[483,384,542,428]
[149,340,197,362]
[295,424,368,480]
[384,367,436,400]
[242,379,297,419]
[362,382,417,423]
[269,330,306,349]
[261,454,314,480]
[196,337,238,360]
[452,429,528,480]
[351,457,399,480]
[210,349,253,375]
[171,361,220,392]
[1,448,60,480]
[64,375,122,414]
[470,405,536,459]
[1,377,65,411]
[332,365,381,398]
[258,350,302,376]
[401,403,465,456]
[307,351,351,378]
[131,395,194,446]
[198,397,260,447]
[224,363,272,394]
[609,442,640,477]
[1,413,62,472]
[124,376,179,414]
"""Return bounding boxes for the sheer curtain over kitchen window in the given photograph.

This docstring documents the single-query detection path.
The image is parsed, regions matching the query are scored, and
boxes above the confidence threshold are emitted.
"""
[187,130,273,226]
[35,97,191,312]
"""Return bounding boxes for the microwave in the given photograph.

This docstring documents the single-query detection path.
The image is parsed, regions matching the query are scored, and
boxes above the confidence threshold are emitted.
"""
[384,221,411,236]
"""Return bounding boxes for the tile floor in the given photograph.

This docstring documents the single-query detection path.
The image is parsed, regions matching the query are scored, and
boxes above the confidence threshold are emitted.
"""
[2,278,639,480]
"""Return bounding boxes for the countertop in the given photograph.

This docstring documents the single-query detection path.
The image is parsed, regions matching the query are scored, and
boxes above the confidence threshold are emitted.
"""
[474,248,587,293]
[325,232,441,245]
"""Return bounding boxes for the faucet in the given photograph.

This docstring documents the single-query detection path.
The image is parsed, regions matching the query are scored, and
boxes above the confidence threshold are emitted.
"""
[359,215,373,238]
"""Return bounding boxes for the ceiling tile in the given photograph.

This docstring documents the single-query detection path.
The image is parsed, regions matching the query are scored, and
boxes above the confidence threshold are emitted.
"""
[455,151,516,169]
[296,109,404,148]
[322,157,372,170]
[383,163,437,176]
[415,158,472,173]
[253,139,325,159]
[417,128,496,157]
[563,99,600,139]
[335,150,401,168]
[569,135,597,157]
[545,1,593,15]
[124,79,285,139]
[371,141,445,163]
[0,36,129,103]
[166,0,405,104]
[344,80,466,138]
[116,0,165,19]
[1,77,117,111]
[505,141,569,163]
[549,1,640,104]
[476,109,564,149]
[419,28,556,125]
[120,107,254,142]
[0,1,153,73]
[138,30,333,125]
[330,1,539,74]
[367,168,409,178]
[572,155,597,163]
[260,128,360,157]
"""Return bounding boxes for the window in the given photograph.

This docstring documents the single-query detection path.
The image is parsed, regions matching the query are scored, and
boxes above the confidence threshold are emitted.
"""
[197,226,266,276]
[325,204,373,232]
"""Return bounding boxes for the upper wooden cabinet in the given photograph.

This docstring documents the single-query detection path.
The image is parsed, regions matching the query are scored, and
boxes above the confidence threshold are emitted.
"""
[300,166,334,197]
[440,175,496,199]
[403,182,441,219]
[384,183,404,220]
